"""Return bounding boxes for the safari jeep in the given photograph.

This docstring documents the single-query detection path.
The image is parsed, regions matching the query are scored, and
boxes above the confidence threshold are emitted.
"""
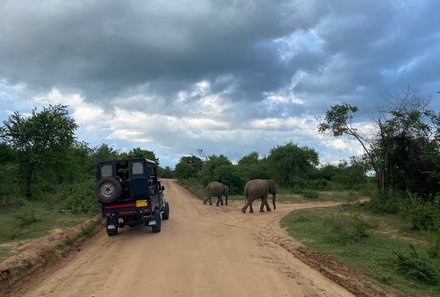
[95,158,169,236]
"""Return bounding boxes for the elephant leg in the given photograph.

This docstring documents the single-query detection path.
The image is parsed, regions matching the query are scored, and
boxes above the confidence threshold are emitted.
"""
[203,196,209,205]
[241,198,250,213]
[264,199,271,212]
[249,202,254,213]
[216,195,223,206]
[259,200,265,212]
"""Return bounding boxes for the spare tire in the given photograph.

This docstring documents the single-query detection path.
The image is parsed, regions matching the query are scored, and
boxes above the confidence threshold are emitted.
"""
[95,177,122,203]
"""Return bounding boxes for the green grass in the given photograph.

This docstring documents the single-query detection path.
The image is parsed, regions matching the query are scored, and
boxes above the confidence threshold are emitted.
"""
[281,206,440,297]
[0,201,94,262]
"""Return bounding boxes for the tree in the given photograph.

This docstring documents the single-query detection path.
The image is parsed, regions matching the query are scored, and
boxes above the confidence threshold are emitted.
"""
[267,142,319,187]
[319,89,440,199]
[92,143,119,162]
[174,155,204,179]
[123,147,159,164]
[236,152,270,181]
[0,105,78,198]
[200,154,244,194]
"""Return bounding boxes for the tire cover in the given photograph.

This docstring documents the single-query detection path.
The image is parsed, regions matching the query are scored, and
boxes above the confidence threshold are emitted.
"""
[95,177,122,203]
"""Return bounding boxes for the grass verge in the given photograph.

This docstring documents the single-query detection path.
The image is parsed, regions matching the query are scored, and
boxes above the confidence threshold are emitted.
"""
[0,201,94,262]
[281,205,440,297]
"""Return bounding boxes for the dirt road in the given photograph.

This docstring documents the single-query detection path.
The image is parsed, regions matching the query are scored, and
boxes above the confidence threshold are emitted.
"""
[11,179,362,297]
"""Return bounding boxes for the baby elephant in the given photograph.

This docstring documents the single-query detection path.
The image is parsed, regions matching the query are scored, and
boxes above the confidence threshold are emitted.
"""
[242,179,277,213]
[203,181,229,206]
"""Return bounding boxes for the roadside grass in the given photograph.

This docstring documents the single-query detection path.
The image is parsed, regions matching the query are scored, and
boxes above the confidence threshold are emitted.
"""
[0,201,93,262]
[281,205,440,297]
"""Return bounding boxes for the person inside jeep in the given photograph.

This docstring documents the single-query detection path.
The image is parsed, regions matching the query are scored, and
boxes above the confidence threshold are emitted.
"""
[116,171,126,185]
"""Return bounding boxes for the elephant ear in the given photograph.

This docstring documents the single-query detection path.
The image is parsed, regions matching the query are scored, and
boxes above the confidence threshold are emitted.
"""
[268,180,277,193]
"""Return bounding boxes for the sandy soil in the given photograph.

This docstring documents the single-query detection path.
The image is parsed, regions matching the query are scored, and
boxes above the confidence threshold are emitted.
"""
[3,179,393,297]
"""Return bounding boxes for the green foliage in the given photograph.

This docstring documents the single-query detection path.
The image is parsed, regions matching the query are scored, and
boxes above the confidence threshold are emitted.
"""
[394,245,440,285]
[236,152,270,181]
[281,206,440,296]
[318,157,370,190]
[200,154,244,194]
[319,89,440,205]
[174,155,204,179]
[267,142,319,187]
[92,143,119,162]
[0,162,25,207]
[405,197,440,231]
[366,191,401,214]
[62,178,99,215]
[302,189,319,199]
[0,105,78,198]
[158,166,174,178]
[318,103,359,137]
[121,147,159,164]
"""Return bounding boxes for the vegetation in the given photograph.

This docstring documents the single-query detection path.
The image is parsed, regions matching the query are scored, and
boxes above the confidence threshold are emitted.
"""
[281,205,440,296]
[1,89,440,295]
[0,105,166,246]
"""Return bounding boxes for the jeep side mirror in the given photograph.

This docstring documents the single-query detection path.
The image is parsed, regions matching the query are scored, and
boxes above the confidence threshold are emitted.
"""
[161,186,165,191]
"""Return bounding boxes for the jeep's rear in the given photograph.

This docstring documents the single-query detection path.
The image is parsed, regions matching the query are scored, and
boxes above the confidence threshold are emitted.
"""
[95,158,169,236]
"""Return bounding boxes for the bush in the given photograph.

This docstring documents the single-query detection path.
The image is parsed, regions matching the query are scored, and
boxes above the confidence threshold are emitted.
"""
[63,179,99,214]
[394,245,440,285]
[402,196,440,231]
[326,213,373,244]
[367,192,401,214]
[302,189,320,199]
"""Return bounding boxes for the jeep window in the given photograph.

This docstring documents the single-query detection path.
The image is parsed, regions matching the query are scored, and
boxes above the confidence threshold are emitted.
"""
[101,165,113,178]
[131,162,144,175]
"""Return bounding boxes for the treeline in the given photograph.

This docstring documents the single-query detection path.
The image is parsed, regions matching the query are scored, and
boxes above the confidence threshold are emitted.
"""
[174,144,370,195]
[2,88,440,232]
[0,105,163,213]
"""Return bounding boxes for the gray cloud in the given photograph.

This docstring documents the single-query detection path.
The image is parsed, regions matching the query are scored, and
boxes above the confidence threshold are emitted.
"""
[1,0,439,167]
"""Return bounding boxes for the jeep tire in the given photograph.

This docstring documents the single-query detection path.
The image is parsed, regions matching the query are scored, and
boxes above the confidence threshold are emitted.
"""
[162,201,170,220]
[95,177,122,203]
[151,212,161,233]
[106,225,118,236]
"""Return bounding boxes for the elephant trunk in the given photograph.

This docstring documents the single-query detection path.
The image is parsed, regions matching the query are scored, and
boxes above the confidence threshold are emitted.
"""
[272,193,276,210]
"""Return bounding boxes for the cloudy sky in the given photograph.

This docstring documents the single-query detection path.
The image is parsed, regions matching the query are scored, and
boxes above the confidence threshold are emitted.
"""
[1,0,439,168]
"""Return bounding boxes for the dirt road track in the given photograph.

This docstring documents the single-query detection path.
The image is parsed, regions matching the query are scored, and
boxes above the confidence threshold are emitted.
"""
[6,179,388,297]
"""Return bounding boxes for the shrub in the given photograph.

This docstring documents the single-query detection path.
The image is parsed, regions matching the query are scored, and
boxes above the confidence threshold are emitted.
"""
[367,192,401,214]
[402,196,440,231]
[303,189,319,199]
[394,245,440,285]
[63,179,99,214]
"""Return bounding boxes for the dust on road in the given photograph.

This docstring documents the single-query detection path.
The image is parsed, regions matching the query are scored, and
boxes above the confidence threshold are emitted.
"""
[6,179,385,297]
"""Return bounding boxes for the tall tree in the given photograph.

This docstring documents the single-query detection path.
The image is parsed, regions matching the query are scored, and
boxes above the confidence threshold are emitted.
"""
[124,147,158,164]
[0,105,78,198]
[267,142,319,187]
[318,89,440,199]
[174,155,204,179]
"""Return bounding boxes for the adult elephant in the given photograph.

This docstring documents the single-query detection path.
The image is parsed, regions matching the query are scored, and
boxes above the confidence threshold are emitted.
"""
[203,181,229,206]
[241,179,277,213]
